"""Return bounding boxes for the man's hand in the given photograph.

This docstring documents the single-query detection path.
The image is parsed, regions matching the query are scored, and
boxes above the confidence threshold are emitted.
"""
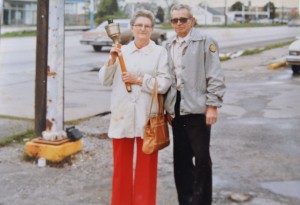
[206,106,218,125]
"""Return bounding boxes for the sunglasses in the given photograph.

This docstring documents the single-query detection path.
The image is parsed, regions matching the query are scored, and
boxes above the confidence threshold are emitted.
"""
[170,17,190,24]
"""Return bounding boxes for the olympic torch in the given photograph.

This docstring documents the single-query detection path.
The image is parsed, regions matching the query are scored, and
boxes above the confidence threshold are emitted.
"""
[105,19,132,92]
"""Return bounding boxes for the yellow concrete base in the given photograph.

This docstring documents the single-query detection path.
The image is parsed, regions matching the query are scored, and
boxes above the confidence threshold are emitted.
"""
[268,61,288,70]
[25,138,82,162]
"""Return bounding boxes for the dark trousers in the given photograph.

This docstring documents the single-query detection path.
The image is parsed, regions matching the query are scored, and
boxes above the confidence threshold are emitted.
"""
[172,91,212,205]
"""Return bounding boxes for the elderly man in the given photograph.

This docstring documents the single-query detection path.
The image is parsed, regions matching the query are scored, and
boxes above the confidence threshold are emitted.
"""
[164,4,226,205]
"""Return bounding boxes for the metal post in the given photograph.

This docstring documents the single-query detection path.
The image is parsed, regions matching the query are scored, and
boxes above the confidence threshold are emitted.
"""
[224,0,227,26]
[90,0,94,29]
[35,0,49,135]
[42,0,66,141]
[204,0,207,25]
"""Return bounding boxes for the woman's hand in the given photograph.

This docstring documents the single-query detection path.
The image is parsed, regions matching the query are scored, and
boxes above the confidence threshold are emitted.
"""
[121,72,143,85]
[107,44,120,66]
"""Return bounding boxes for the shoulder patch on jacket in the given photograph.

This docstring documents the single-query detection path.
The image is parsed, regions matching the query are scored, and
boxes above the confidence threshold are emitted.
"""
[209,43,216,53]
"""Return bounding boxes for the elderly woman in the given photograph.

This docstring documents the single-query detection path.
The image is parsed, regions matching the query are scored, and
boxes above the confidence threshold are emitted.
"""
[99,9,171,205]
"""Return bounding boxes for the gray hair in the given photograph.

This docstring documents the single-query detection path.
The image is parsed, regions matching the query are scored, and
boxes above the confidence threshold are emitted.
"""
[170,4,193,17]
[130,9,155,27]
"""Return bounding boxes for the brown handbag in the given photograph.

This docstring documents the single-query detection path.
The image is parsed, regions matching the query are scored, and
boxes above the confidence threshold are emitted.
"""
[142,79,170,154]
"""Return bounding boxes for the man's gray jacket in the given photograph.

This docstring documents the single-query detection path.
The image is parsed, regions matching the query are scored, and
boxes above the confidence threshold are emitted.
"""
[164,28,226,118]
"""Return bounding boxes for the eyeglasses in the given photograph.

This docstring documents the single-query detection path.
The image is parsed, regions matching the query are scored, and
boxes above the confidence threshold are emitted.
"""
[133,24,152,30]
[170,17,190,24]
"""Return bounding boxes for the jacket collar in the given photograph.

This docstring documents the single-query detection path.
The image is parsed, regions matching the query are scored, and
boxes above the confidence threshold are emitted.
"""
[127,40,156,55]
[166,27,205,48]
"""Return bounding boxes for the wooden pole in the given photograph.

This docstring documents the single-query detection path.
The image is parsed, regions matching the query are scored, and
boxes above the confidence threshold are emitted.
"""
[35,0,49,135]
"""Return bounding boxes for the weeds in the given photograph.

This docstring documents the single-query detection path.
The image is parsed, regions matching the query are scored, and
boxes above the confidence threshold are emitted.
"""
[242,42,292,56]
[0,130,37,147]
[0,30,37,38]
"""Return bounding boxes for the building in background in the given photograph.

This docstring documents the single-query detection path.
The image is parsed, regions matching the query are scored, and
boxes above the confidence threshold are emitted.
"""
[65,0,88,25]
[2,0,37,25]
[2,0,87,26]
[193,6,227,25]
[1,0,299,26]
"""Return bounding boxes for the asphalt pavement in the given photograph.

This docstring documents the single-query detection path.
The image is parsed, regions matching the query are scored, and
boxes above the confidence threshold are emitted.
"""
[0,25,289,141]
[1,29,300,204]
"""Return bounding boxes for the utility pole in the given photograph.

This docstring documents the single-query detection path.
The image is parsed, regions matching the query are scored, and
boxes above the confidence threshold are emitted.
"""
[204,0,207,25]
[42,0,65,140]
[35,0,49,135]
[26,0,82,163]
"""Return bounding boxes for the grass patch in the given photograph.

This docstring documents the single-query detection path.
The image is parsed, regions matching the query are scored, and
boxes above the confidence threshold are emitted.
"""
[0,130,38,147]
[0,30,36,38]
[220,56,231,61]
[242,41,292,56]
[218,41,291,61]
[242,48,264,56]
[0,115,33,121]
[264,42,292,50]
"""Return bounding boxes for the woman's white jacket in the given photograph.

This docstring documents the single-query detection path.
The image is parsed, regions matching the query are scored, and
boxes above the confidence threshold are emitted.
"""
[99,40,171,139]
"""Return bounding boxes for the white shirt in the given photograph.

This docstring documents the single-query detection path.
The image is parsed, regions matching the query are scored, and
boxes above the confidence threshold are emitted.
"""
[171,33,190,90]
[99,41,171,139]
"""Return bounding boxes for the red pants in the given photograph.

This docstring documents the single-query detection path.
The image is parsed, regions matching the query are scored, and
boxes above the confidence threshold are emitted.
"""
[111,137,158,205]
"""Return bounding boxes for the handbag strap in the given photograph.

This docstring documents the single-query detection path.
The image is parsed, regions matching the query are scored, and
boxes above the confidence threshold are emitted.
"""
[148,78,163,118]
[148,49,165,118]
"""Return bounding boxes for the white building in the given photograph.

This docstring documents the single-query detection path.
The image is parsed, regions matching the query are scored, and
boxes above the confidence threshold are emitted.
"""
[193,6,226,25]
[1,0,299,26]
[2,0,37,25]
[2,0,87,26]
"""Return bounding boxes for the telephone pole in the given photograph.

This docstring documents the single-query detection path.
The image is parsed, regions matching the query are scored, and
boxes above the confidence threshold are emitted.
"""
[35,0,49,135]
[26,0,82,163]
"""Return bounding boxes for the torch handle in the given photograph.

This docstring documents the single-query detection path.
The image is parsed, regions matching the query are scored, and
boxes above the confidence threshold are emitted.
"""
[116,44,132,92]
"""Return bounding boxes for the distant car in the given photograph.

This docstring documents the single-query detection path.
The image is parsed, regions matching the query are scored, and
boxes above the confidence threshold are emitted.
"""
[286,38,300,74]
[80,19,167,52]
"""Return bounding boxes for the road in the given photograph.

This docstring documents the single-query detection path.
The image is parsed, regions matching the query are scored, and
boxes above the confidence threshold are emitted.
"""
[0,26,299,120]
[0,43,300,205]
[1,26,300,204]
